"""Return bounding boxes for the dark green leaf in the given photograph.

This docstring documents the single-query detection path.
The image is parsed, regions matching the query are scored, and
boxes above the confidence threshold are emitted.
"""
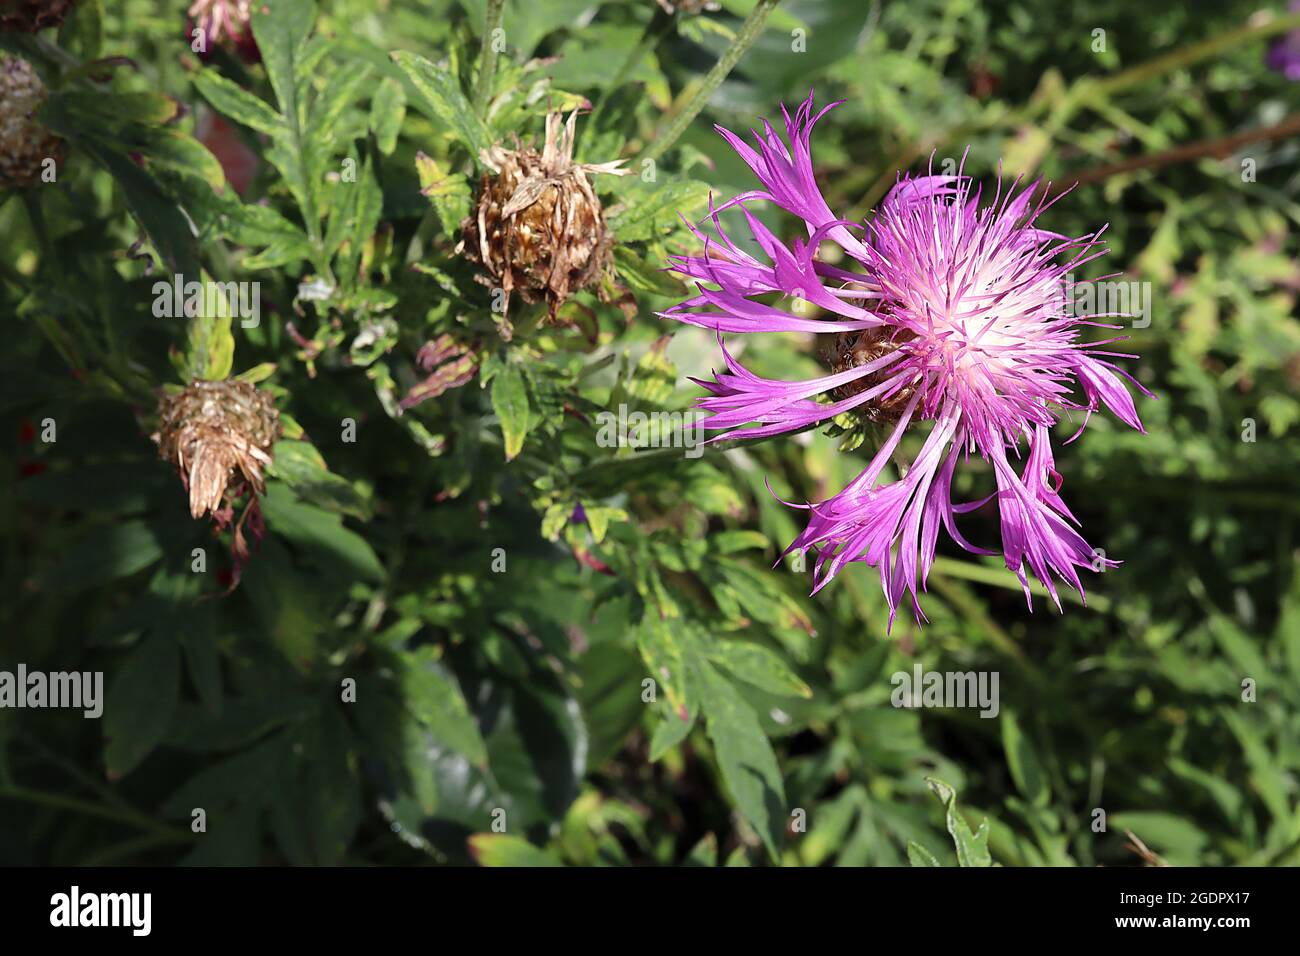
[389,50,489,158]
[490,363,530,461]
[104,633,180,779]
[698,660,785,861]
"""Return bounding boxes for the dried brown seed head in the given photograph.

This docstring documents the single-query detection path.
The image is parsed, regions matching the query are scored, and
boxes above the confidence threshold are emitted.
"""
[153,379,281,520]
[0,56,65,189]
[460,110,629,322]
[0,0,78,33]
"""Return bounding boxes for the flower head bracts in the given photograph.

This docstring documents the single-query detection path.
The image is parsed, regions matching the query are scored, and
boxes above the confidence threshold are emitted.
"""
[459,110,629,326]
[663,93,1152,627]
[0,56,65,189]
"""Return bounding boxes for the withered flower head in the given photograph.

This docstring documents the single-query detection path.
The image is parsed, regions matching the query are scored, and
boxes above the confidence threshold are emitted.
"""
[0,0,78,32]
[460,110,629,322]
[0,56,65,189]
[153,379,281,520]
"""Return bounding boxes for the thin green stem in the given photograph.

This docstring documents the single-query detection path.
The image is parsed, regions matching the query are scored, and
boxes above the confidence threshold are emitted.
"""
[641,0,780,164]
[20,190,50,257]
[1089,11,1300,99]
[931,556,1111,613]
[586,6,676,134]
[846,10,1300,216]
[927,574,1045,689]
[509,302,546,341]
[472,0,507,118]
[33,35,81,73]
[16,732,137,815]
[579,419,813,482]
[1042,111,1300,199]
[0,785,194,841]
[79,833,193,866]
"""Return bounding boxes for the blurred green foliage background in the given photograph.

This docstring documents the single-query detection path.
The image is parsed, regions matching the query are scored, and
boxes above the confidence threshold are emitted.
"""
[1,0,1299,866]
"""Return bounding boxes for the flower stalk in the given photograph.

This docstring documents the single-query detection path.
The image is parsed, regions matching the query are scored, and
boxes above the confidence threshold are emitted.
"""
[641,0,779,164]
[585,4,676,135]
[472,0,507,118]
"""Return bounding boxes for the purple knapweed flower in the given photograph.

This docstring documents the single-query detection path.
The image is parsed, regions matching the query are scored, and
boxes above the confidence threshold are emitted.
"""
[1266,1,1300,81]
[662,94,1151,628]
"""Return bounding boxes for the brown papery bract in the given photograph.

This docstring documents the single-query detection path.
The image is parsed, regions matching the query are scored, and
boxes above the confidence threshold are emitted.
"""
[0,57,66,189]
[153,379,281,520]
[459,110,629,331]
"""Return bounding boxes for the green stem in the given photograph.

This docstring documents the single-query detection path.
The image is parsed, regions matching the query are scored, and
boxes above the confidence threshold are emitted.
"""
[509,302,546,340]
[1089,11,1300,99]
[78,833,192,866]
[16,732,136,816]
[0,785,193,841]
[580,419,813,480]
[1043,111,1300,198]
[472,0,507,118]
[927,574,1046,688]
[586,6,676,133]
[33,35,81,73]
[930,556,1111,613]
[641,0,780,164]
[20,190,50,257]
[847,10,1300,215]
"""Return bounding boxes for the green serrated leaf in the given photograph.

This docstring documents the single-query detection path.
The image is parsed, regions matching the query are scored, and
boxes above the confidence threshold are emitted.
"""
[312,63,371,143]
[251,0,317,126]
[469,834,563,867]
[706,640,811,698]
[179,623,222,717]
[193,70,283,137]
[491,363,530,461]
[637,615,698,723]
[339,156,383,286]
[907,841,942,867]
[58,0,103,60]
[369,77,406,155]
[252,0,325,241]
[1001,711,1050,809]
[260,485,385,583]
[925,777,993,867]
[39,520,164,593]
[77,143,202,277]
[104,633,180,780]
[390,50,489,159]
[401,647,488,766]
[649,708,696,760]
[610,179,712,242]
[612,244,687,298]
[414,150,472,236]
[699,660,785,861]
[269,439,371,519]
